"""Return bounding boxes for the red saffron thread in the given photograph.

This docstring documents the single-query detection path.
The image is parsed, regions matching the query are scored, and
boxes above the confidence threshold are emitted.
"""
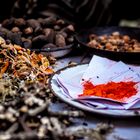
[79,81,138,102]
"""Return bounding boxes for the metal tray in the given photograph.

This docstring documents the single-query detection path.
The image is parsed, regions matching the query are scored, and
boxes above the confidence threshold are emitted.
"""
[75,26,140,63]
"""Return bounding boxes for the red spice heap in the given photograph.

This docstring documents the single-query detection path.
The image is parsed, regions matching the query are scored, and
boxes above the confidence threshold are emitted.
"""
[79,81,138,102]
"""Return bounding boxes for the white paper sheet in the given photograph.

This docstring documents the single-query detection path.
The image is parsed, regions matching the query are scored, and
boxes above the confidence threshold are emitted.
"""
[55,55,140,110]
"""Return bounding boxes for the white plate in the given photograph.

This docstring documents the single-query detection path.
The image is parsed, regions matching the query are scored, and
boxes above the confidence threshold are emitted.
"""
[49,64,140,117]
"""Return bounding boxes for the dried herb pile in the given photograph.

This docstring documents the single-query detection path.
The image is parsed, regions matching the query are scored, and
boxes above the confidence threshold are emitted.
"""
[0,36,54,80]
[0,77,113,140]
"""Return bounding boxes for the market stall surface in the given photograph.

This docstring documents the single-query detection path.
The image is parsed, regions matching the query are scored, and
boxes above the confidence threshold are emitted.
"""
[0,27,140,140]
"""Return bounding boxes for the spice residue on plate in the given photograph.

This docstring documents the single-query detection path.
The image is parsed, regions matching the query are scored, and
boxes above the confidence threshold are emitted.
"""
[79,81,138,102]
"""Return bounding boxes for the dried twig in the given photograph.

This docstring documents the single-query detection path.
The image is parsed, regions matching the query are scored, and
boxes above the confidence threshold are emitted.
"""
[48,109,84,117]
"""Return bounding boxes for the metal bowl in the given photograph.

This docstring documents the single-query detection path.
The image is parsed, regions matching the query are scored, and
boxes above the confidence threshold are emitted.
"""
[75,26,140,64]
[31,44,73,58]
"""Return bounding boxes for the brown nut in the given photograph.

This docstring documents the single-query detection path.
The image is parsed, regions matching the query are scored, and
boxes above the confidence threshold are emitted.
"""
[43,28,52,36]
[62,24,75,33]
[6,32,22,46]
[40,16,57,27]
[22,37,32,49]
[89,34,97,41]
[2,18,15,29]
[34,26,43,35]
[11,27,20,33]
[43,28,55,43]
[88,40,98,48]
[26,19,41,29]
[112,31,120,36]
[56,19,65,25]
[105,42,112,50]
[0,27,10,38]
[133,44,140,52]
[123,35,130,43]
[55,34,66,47]
[59,32,68,38]
[24,27,33,35]
[54,25,61,31]
[66,24,75,32]
[14,18,26,27]
[32,35,48,48]
[67,36,74,43]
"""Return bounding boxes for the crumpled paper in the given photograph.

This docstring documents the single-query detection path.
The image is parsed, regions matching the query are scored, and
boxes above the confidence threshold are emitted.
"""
[54,55,140,110]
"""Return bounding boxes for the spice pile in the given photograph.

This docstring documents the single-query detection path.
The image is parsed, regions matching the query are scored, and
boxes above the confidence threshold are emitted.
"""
[88,32,140,52]
[80,81,137,102]
[0,17,75,49]
[0,36,54,82]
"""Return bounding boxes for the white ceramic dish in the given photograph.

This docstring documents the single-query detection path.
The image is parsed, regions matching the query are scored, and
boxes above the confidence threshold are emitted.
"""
[49,64,140,117]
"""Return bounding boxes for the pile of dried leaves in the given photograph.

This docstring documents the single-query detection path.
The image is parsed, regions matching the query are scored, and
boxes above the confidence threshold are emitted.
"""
[0,37,54,79]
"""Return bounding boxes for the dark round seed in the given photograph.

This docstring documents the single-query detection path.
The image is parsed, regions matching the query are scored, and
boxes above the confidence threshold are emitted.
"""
[11,27,20,33]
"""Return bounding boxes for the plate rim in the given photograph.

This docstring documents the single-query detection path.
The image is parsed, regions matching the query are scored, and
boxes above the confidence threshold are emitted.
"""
[31,44,73,52]
[49,63,140,118]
